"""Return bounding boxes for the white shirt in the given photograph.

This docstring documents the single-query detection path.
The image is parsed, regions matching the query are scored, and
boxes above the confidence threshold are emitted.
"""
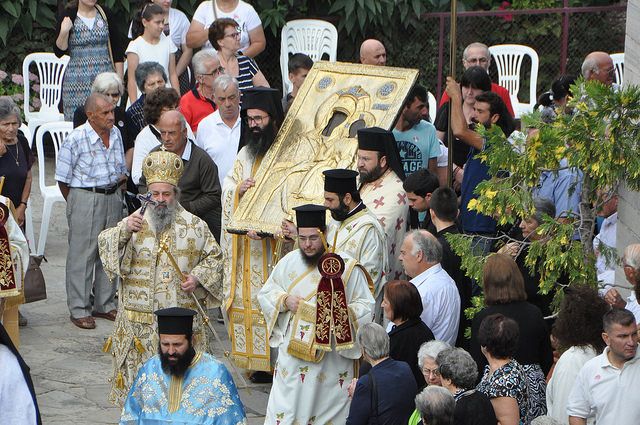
[131,125,195,184]
[547,345,598,425]
[0,346,37,425]
[195,110,241,183]
[128,8,190,48]
[191,0,261,51]
[626,292,640,324]
[126,34,177,98]
[594,212,617,277]
[410,264,460,345]
[567,346,640,424]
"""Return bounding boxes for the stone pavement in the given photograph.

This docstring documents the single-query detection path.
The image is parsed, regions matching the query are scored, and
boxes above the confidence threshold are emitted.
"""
[18,157,269,424]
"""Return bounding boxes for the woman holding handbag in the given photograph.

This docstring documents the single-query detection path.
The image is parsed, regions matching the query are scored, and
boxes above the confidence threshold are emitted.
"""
[55,0,125,121]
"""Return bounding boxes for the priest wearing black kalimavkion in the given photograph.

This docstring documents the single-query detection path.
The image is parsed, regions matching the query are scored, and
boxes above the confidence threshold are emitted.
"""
[258,204,374,425]
[120,307,247,424]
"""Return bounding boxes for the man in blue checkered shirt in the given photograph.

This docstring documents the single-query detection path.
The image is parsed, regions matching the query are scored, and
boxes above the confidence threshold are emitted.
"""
[56,93,128,330]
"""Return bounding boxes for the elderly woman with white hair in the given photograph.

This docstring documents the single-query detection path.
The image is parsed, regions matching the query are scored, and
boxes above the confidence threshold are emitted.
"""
[604,243,640,324]
[436,347,497,425]
[407,340,451,425]
[346,322,418,425]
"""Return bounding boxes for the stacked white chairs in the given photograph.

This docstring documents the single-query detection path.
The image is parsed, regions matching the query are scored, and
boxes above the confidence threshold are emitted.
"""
[489,44,539,118]
[280,19,338,96]
[610,53,624,86]
[22,53,69,138]
[33,121,73,256]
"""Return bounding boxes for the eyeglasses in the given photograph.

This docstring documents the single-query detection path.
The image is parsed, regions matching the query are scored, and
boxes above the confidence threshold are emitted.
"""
[465,57,489,64]
[422,367,440,377]
[224,30,241,39]
[297,235,321,243]
[246,115,269,125]
[202,66,225,76]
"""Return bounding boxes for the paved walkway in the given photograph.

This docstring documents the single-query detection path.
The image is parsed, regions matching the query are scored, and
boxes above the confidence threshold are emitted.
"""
[18,158,269,424]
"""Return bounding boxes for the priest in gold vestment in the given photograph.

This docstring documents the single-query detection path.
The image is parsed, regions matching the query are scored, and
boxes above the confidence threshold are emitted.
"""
[98,150,223,405]
[221,88,285,376]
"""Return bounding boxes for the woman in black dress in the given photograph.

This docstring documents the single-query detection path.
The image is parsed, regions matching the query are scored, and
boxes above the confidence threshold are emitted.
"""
[381,280,435,387]
[0,98,34,230]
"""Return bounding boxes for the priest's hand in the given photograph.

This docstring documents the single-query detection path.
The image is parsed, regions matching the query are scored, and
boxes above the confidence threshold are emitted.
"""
[181,274,198,294]
[281,219,297,239]
[238,178,255,197]
[285,294,303,313]
[126,211,144,232]
[246,230,262,240]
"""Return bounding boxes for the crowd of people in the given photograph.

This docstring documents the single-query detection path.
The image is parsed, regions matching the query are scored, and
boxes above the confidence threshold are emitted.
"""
[0,0,639,424]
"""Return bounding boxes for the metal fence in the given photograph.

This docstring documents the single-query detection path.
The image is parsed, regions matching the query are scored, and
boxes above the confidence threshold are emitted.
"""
[256,3,627,104]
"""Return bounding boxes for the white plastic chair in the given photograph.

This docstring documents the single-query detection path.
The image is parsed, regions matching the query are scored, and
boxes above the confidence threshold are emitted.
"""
[16,123,37,252]
[22,53,69,138]
[34,121,73,256]
[488,44,539,118]
[427,91,437,124]
[280,19,338,96]
[610,53,624,86]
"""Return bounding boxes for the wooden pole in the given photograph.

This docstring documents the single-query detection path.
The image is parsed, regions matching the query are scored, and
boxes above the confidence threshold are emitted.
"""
[447,0,458,187]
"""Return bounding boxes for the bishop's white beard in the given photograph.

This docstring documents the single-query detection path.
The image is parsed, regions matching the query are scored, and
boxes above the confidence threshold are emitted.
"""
[148,201,177,234]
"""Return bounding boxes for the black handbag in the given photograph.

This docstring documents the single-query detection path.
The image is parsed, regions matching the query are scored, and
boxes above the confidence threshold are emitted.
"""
[23,255,46,303]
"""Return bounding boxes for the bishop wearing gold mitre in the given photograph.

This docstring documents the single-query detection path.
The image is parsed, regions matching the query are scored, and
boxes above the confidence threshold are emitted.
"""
[98,150,223,405]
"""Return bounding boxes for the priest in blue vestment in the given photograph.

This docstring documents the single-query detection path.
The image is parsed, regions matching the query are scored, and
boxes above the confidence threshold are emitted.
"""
[120,307,247,425]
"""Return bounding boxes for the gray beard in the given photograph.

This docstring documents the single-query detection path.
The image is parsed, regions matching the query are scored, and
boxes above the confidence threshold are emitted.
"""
[149,203,176,234]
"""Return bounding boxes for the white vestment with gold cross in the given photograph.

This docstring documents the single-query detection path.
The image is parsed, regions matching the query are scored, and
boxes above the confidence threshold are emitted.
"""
[257,250,374,425]
[98,203,223,405]
[326,207,387,298]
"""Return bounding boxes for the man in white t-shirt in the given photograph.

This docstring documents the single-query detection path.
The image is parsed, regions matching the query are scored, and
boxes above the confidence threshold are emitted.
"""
[567,308,640,425]
[186,0,265,57]
[195,74,242,183]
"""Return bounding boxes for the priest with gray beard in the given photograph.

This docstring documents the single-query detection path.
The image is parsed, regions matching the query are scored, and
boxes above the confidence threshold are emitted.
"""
[98,149,224,405]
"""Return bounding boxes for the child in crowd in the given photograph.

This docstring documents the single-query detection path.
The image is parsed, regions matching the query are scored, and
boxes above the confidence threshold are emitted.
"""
[126,2,180,103]
[283,53,313,113]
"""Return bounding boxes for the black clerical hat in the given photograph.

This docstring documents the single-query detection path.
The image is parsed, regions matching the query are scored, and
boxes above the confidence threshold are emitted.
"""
[241,87,284,124]
[356,127,406,181]
[357,127,394,152]
[155,307,197,335]
[293,204,327,229]
[323,169,358,194]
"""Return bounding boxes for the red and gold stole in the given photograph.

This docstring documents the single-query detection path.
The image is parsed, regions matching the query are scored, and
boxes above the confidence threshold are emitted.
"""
[315,253,354,352]
[0,203,18,298]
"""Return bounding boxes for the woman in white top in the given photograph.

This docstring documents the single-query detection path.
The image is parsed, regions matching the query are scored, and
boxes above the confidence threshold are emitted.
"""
[546,285,609,424]
[186,0,266,57]
[127,3,180,103]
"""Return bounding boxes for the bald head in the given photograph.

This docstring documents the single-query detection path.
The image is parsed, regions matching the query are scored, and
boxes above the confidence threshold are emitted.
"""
[463,42,491,71]
[84,92,111,113]
[360,39,387,66]
[157,110,188,155]
[582,52,614,86]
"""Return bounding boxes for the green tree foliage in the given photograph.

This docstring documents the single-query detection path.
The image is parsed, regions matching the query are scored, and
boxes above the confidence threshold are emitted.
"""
[0,0,57,45]
[447,80,640,317]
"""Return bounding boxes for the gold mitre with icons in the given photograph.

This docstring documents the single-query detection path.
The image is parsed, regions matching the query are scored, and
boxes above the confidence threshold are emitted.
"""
[142,149,184,186]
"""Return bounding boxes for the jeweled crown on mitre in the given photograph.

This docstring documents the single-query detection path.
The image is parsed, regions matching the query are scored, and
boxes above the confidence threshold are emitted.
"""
[142,149,184,186]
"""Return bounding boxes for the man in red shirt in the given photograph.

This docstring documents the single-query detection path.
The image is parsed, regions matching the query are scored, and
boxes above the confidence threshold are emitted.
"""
[439,42,515,117]
[179,50,221,134]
